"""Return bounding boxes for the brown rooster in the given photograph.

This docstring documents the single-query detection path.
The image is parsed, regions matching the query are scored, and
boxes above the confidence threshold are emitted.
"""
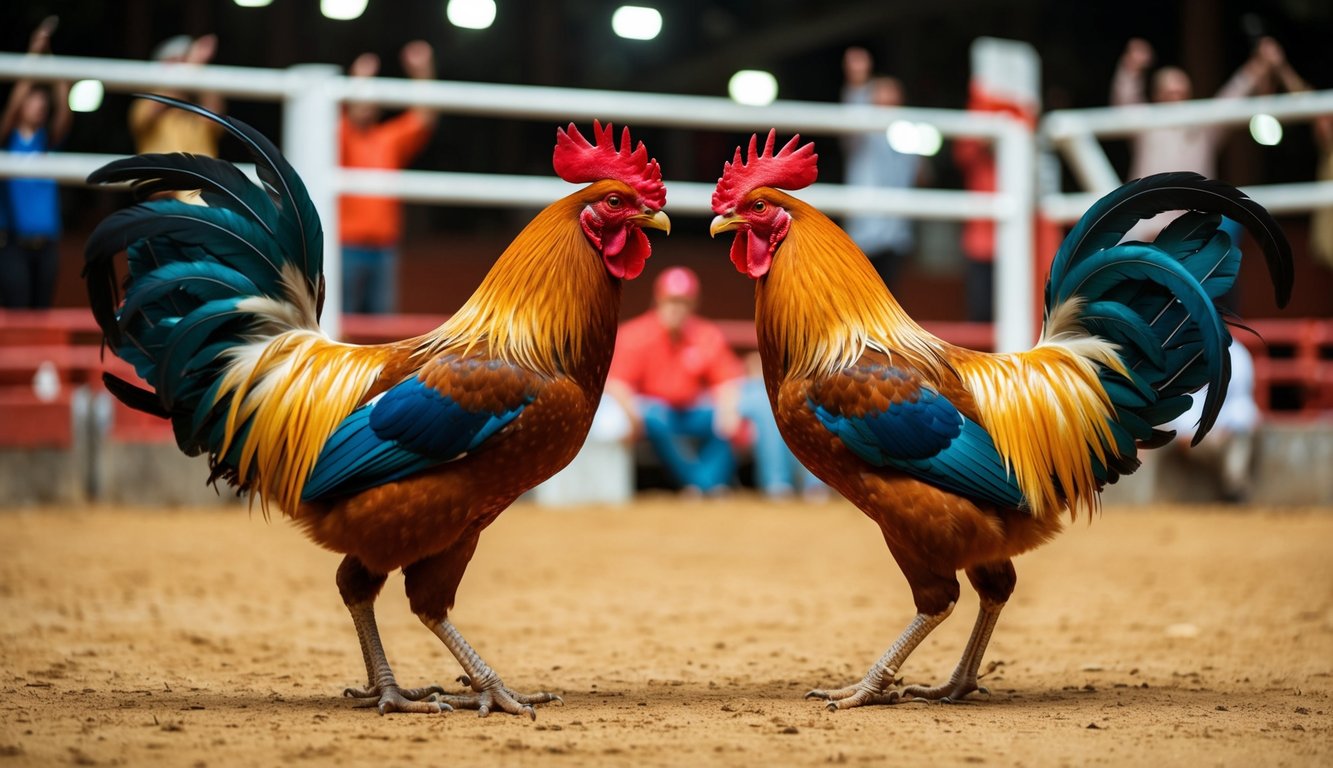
[709,131,1291,709]
[84,97,669,716]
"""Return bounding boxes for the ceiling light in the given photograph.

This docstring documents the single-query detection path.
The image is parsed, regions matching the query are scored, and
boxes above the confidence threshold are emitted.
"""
[1249,114,1282,146]
[321,0,368,21]
[68,80,104,113]
[612,6,662,40]
[728,70,777,107]
[447,0,497,30]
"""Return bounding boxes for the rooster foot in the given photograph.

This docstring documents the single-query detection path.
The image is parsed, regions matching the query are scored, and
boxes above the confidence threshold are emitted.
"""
[898,678,988,703]
[436,674,562,719]
[344,683,451,715]
[805,670,905,710]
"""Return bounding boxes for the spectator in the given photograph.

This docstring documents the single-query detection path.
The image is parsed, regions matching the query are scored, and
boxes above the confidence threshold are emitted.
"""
[1111,36,1278,242]
[1266,42,1333,270]
[737,352,827,501]
[0,17,70,309]
[840,47,922,291]
[952,96,1013,323]
[606,266,745,497]
[130,34,225,157]
[1164,342,1260,503]
[340,41,438,315]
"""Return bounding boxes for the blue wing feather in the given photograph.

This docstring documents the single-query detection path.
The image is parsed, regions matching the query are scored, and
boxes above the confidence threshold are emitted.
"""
[809,378,1026,510]
[302,375,534,501]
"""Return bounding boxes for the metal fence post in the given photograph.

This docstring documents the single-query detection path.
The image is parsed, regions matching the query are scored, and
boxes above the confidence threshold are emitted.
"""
[282,65,342,339]
[994,118,1037,353]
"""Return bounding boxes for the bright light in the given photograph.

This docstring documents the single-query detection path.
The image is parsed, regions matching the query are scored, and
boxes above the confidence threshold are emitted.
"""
[68,80,104,113]
[233,0,274,7]
[728,70,778,107]
[612,6,662,40]
[886,121,943,157]
[321,0,368,21]
[447,0,497,30]
[1250,113,1283,146]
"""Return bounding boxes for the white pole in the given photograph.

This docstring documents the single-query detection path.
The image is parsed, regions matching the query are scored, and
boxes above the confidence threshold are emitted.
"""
[994,119,1036,353]
[1059,133,1121,195]
[281,65,342,340]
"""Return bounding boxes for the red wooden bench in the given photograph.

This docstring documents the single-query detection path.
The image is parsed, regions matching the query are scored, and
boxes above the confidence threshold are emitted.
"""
[2,310,1326,450]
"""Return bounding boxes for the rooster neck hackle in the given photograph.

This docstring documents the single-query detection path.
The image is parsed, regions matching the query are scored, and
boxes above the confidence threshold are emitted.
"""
[415,191,621,385]
[755,195,949,381]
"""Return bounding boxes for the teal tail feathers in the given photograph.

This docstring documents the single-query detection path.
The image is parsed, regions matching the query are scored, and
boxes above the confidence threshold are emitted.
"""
[1043,172,1292,482]
[84,95,324,470]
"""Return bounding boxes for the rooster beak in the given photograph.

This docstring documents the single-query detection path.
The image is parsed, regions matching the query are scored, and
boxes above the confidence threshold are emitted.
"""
[634,209,671,235]
[710,213,742,238]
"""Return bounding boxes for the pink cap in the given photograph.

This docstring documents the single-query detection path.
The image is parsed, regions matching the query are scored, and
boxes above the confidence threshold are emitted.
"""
[654,266,700,301]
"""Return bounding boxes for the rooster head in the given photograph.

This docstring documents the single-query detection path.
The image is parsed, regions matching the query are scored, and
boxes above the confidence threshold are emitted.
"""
[555,121,670,280]
[708,130,817,279]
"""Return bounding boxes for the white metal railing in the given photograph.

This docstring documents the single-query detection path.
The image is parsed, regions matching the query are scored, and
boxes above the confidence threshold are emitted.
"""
[0,52,1034,349]
[4,53,1329,349]
[1040,88,1333,223]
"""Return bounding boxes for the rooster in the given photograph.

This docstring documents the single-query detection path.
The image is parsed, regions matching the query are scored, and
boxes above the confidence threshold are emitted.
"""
[84,97,669,717]
[709,131,1291,710]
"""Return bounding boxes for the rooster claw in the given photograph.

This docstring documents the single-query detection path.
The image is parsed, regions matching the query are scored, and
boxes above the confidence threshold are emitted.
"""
[344,683,446,701]
[344,684,452,715]
[899,679,987,703]
[436,679,561,719]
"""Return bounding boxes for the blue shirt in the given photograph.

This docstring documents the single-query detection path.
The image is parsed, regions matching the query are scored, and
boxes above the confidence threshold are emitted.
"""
[5,127,61,239]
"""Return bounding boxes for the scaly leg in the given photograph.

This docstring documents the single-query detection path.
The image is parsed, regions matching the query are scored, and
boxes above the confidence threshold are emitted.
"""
[342,601,450,714]
[424,618,562,719]
[901,560,1015,702]
[335,555,446,715]
[899,599,1003,702]
[806,603,954,710]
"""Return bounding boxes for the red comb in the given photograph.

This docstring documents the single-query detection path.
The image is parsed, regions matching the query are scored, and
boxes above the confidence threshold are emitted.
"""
[554,120,665,210]
[711,130,817,214]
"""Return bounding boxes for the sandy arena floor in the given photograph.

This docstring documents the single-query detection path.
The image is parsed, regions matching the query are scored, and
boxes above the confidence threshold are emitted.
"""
[1,497,1330,767]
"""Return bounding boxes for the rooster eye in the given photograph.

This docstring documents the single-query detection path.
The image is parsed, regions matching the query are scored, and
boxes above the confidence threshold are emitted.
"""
[606,195,623,208]
[753,200,766,212]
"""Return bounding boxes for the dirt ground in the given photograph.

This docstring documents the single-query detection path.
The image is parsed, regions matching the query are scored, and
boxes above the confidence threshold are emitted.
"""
[1,497,1330,767]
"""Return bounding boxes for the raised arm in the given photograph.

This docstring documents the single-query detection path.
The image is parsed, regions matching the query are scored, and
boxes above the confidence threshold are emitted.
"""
[1214,36,1276,100]
[1110,38,1153,107]
[187,35,225,117]
[130,35,223,135]
[1,18,57,138]
[48,77,71,146]
[400,41,438,133]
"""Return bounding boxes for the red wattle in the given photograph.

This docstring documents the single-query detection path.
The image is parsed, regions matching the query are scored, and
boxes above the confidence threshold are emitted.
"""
[746,225,773,278]
[603,226,650,280]
[729,231,750,275]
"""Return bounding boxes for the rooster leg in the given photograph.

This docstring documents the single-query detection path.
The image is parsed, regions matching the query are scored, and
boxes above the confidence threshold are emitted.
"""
[423,618,563,719]
[900,561,1016,703]
[336,556,448,714]
[805,604,954,710]
[405,543,561,719]
[898,600,1003,702]
[342,602,450,714]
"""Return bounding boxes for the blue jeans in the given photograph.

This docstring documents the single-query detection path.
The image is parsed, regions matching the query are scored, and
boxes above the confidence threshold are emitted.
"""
[737,377,823,497]
[640,399,735,493]
[0,237,59,309]
[342,244,398,314]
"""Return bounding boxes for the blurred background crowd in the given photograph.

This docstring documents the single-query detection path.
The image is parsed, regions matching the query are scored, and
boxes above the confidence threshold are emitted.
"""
[1,0,1330,502]
[1,0,1329,315]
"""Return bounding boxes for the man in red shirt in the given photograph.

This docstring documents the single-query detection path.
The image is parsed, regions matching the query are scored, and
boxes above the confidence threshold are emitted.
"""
[340,41,437,314]
[606,267,745,496]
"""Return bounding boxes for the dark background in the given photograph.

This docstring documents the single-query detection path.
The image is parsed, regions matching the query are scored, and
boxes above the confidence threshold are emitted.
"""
[3,0,1330,320]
